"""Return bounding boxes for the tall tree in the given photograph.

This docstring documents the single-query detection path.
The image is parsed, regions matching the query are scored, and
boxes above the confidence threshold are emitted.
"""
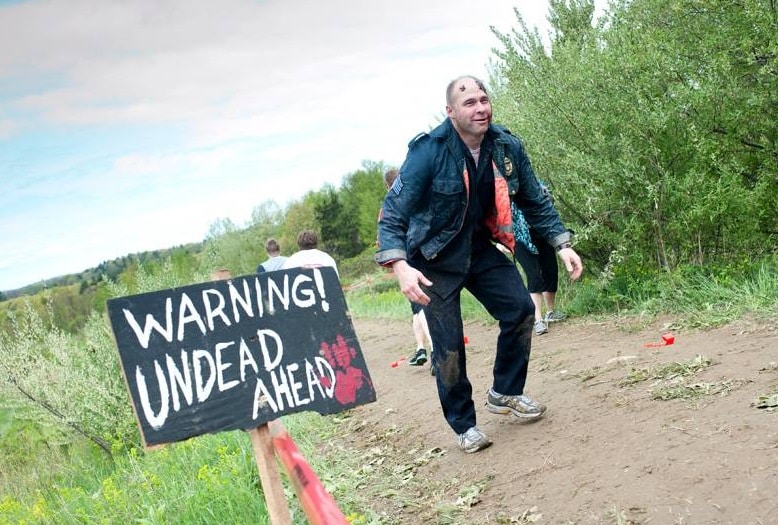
[492,0,778,275]
[338,160,388,252]
[314,185,362,259]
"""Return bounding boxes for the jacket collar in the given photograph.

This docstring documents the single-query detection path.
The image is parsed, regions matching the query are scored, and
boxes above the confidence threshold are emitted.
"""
[430,118,507,144]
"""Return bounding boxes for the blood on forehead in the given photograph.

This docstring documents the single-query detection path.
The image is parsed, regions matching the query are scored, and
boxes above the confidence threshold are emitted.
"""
[459,78,487,94]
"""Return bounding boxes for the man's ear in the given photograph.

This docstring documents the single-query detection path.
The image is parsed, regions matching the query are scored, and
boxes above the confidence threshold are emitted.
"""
[445,105,454,117]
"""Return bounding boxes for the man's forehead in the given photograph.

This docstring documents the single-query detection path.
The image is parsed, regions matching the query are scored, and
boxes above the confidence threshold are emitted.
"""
[453,78,488,100]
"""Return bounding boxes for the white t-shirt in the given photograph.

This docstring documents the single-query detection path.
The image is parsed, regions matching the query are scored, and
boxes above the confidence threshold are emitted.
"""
[282,249,339,276]
[259,255,287,272]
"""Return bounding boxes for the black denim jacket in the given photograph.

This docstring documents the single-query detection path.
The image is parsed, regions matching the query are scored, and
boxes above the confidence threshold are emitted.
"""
[375,118,571,266]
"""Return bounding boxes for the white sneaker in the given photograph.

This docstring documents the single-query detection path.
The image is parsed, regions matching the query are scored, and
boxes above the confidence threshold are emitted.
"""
[534,320,548,335]
[457,426,492,453]
[486,389,547,418]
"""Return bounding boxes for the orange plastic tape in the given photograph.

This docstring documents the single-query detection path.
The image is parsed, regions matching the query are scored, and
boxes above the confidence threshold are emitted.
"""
[269,420,348,525]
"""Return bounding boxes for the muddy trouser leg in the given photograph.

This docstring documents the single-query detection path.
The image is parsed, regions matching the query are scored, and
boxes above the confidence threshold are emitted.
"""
[423,278,472,435]
[466,245,535,396]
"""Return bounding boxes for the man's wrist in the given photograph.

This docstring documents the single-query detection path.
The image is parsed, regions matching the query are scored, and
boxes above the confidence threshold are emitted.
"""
[390,259,408,270]
[556,241,572,252]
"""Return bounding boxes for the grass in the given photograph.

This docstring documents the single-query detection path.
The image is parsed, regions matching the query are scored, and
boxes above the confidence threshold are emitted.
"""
[345,272,493,324]
[0,413,389,524]
[620,355,713,386]
[346,257,778,330]
[613,354,753,402]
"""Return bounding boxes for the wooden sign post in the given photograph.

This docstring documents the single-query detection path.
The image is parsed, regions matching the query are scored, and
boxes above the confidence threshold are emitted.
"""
[249,425,292,525]
[107,267,375,523]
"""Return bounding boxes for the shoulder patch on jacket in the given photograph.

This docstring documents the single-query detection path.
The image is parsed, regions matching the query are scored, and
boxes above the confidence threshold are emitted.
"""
[390,175,403,195]
[408,132,429,149]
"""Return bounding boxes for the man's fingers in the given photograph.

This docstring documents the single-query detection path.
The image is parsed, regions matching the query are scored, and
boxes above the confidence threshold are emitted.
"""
[414,289,431,306]
[567,258,583,281]
[403,286,430,306]
[559,249,583,281]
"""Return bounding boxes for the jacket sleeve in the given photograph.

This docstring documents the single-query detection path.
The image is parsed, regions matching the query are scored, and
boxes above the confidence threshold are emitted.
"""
[375,138,432,266]
[510,137,572,249]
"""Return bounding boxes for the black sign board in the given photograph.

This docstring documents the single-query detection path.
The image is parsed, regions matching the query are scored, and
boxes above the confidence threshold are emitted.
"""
[107,267,375,447]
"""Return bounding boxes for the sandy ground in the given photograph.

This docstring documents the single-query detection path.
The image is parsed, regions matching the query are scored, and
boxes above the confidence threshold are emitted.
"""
[338,314,778,524]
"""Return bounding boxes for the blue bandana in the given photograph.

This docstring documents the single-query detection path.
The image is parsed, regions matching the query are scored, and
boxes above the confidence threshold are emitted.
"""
[511,202,538,254]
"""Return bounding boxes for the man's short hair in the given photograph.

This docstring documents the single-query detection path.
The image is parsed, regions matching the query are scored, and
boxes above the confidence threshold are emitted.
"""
[296,230,318,250]
[383,168,399,189]
[445,75,488,106]
[265,238,281,254]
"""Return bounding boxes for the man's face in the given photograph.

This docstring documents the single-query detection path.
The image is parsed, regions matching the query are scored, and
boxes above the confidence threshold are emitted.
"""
[446,78,492,141]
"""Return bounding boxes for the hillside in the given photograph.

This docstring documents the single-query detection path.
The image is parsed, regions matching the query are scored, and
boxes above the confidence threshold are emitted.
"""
[0,242,204,300]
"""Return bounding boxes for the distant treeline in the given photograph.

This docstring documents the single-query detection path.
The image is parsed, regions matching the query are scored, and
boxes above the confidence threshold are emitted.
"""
[0,243,204,334]
[0,242,205,301]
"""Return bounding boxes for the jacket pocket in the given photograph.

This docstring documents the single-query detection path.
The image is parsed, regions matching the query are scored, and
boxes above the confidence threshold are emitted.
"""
[430,180,463,223]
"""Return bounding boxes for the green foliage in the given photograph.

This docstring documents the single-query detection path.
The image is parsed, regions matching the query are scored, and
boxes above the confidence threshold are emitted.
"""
[0,414,385,524]
[2,243,204,300]
[193,162,386,279]
[201,200,285,277]
[0,260,221,467]
[0,299,136,455]
[491,0,778,279]
[337,161,389,254]
[561,255,778,327]
[310,161,387,262]
[338,249,383,287]
[314,185,363,258]
[280,193,321,257]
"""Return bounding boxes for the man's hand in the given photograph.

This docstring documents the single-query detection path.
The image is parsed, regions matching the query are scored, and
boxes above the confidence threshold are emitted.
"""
[558,248,583,281]
[391,260,432,306]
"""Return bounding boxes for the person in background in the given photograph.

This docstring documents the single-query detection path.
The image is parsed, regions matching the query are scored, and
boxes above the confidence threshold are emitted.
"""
[384,168,435,373]
[211,268,232,281]
[376,75,583,453]
[508,183,567,336]
[282,230,339,276]
[256,238,287,273]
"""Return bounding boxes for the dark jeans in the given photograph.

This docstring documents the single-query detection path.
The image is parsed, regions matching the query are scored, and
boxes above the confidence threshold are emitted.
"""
[513,229,559,294]
[422,244,535,434]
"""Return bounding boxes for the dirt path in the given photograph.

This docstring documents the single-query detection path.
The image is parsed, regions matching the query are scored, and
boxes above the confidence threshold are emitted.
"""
[340,315,778,524]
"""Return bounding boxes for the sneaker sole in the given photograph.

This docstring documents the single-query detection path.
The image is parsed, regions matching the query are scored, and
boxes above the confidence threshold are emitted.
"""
[462,440,492,453]
[409,356,427,366]
[485,402,546,419]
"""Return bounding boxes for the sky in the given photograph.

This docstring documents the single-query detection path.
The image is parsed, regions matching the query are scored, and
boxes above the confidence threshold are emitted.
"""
[0,0,558,292]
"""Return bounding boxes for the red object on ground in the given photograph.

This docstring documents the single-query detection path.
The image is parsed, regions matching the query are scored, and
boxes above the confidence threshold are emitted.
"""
[644,332,676,348]
[390,356,407,368]
[463,336,469,345]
